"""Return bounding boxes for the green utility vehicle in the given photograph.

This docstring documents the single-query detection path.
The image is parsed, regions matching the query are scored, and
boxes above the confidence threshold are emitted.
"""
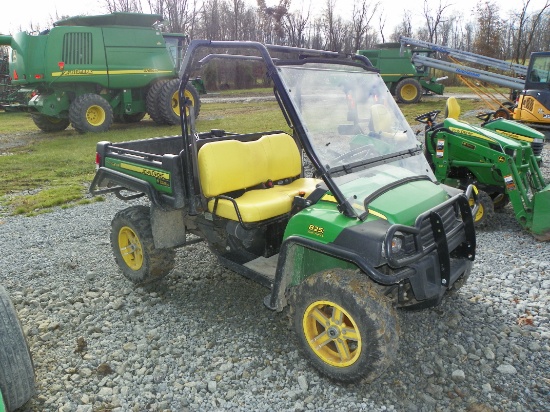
[0,12,202,132]
[0,285,35,412]
[357,43,444,104]
[419,99,550,240]
[90,41,476,383]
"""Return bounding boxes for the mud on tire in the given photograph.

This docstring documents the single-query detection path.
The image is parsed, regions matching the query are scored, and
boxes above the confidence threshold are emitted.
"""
[110,205,176,284]
[289,269,399,383]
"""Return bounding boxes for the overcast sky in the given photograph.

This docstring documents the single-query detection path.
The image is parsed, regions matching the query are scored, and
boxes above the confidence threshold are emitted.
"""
[1,0,548,39]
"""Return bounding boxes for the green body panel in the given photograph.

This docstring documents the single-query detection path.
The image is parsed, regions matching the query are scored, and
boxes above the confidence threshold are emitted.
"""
[104,157,172,194]
[483,118,545,142]
[357,45,444,95]
[2,13,185,118]
[531,186,550,237]
[0,390,4,412]
[283,175,450,284]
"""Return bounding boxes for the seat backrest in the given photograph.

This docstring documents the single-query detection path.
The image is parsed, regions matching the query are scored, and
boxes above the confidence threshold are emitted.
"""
[260,133,301,181]
[370,104,393,133]
[445,97,461,119]
[197,133,301,198]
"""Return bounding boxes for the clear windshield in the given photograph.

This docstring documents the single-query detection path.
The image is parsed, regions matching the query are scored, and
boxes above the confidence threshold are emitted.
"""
[277,62,436,214]
[529,55,550,84]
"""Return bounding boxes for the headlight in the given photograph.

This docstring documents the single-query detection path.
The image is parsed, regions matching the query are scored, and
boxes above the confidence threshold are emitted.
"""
[390,235,403,254]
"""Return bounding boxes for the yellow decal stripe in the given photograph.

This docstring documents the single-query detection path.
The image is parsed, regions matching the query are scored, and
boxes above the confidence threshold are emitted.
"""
[321,194,387,220]
[51,69,173,77]
[120,163,170,180]
[449,126,496,143]
[495,129,534,143]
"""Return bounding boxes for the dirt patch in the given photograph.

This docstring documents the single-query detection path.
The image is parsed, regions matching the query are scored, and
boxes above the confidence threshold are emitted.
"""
[0,130,44,153]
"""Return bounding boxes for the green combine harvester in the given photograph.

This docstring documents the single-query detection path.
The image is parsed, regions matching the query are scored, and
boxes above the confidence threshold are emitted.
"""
[0,12,203,132]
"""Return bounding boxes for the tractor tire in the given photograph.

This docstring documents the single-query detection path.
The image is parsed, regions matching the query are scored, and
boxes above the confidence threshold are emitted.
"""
[159,79,201,125]
[110,205,176,284]
[491,192,510,211]
[30,114,70,132]
[69,93,113,133]
[493,107,511,119]
[0,285,35,412]
[289,269,399,383]
[395,78,422,104]
[470,190,495,228]
[146,80,169,125]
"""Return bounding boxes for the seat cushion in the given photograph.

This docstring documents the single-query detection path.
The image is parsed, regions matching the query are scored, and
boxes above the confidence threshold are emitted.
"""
[208,178,321,222]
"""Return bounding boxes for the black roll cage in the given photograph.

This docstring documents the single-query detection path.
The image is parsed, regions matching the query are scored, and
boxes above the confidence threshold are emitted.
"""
[176,40,377,219]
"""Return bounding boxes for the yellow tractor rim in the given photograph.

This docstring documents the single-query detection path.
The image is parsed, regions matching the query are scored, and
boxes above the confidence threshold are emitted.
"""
[469,197,484,222]
[171,90,181,117]
[401,84,418,101]
[86,105,106,127]
[118,226,143,271]
[302,300,361,367]
[184,88,195,116]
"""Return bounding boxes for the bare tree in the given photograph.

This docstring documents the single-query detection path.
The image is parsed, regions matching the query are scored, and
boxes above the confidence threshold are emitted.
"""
[105,0,143,13]
[473,1,504,59]
[389,11,413,42]
[511,0,550,64]
[350,0,380,51]
[323,0,349,51]
[422,0,451,43]
[284,2,311,47]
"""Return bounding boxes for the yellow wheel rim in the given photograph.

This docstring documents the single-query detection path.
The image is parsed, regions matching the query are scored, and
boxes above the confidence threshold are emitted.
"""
[183,89,195,116]
[118,226,143,271]
[171,90,181,117]
[469,197,484,222]
[86,105,106,126]
[302,300,361,367]
[401,84,418,101]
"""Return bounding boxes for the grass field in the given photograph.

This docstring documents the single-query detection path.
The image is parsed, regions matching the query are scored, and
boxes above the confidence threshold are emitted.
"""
[0,92,490,216]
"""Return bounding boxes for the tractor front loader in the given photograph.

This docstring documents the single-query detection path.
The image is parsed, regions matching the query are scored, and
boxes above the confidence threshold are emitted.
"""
[419,102,550,241]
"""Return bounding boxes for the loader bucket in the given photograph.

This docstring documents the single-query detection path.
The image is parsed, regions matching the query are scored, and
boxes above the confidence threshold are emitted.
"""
[530,184,550,241]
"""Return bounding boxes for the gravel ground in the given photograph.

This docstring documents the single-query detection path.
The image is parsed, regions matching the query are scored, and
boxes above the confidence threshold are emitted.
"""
[1,146,549,412]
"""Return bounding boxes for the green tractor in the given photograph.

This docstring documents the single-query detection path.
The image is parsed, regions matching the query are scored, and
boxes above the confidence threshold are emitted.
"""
[419,98,550,240]
[91,40,477,383]
[0,285,35,412]
[0,12,202,133]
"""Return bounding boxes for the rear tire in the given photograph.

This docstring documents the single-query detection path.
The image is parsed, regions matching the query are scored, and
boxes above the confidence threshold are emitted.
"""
[395,78,422,104]
[146,80,169,125]
[30,114,70,132]
[69,94,113,133]
[110,206,175,284]
[0,285,35,412]
[289,269,399,383]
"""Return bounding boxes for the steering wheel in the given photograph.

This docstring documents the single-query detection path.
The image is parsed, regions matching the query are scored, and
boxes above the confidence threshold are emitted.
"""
[332,144,380,164]
[476,112,494,122]
[415,110,441,124]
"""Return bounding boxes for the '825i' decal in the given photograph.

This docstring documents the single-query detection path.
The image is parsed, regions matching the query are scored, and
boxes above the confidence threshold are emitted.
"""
[308,224,324,237]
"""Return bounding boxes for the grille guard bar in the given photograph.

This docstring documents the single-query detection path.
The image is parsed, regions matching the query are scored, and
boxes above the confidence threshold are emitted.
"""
[383,185,476,270]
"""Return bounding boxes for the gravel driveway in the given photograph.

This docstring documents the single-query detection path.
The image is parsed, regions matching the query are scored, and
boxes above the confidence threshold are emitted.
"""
[0,147,549,412]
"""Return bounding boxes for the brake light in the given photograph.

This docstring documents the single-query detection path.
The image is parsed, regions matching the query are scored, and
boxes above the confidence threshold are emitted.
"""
[13,69,18,80]
[58,61,65,71]
[34,74,43,79]
[95,152,101,169]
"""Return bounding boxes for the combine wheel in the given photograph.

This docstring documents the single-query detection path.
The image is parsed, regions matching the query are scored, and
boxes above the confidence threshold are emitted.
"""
[0,285,35,412]
[289,269,399,383]
[146,80,169,125]
[469,190,495,227]
[395,78,422,104]
[30,114,70,132]
[159,79,201,125]
[110,205,175,284]
[69,94,113,133]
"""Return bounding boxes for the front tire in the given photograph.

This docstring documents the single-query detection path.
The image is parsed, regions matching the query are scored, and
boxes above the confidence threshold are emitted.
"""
[110,206,175,284]
[289,269,399,383]
[395,78,422,104]
[30,114,70,132]
[470,190,495,227]
[69,94,113,133]
[0,285,35,412]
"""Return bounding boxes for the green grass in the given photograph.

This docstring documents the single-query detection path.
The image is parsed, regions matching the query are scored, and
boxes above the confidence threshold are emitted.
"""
[0,96,490,216]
